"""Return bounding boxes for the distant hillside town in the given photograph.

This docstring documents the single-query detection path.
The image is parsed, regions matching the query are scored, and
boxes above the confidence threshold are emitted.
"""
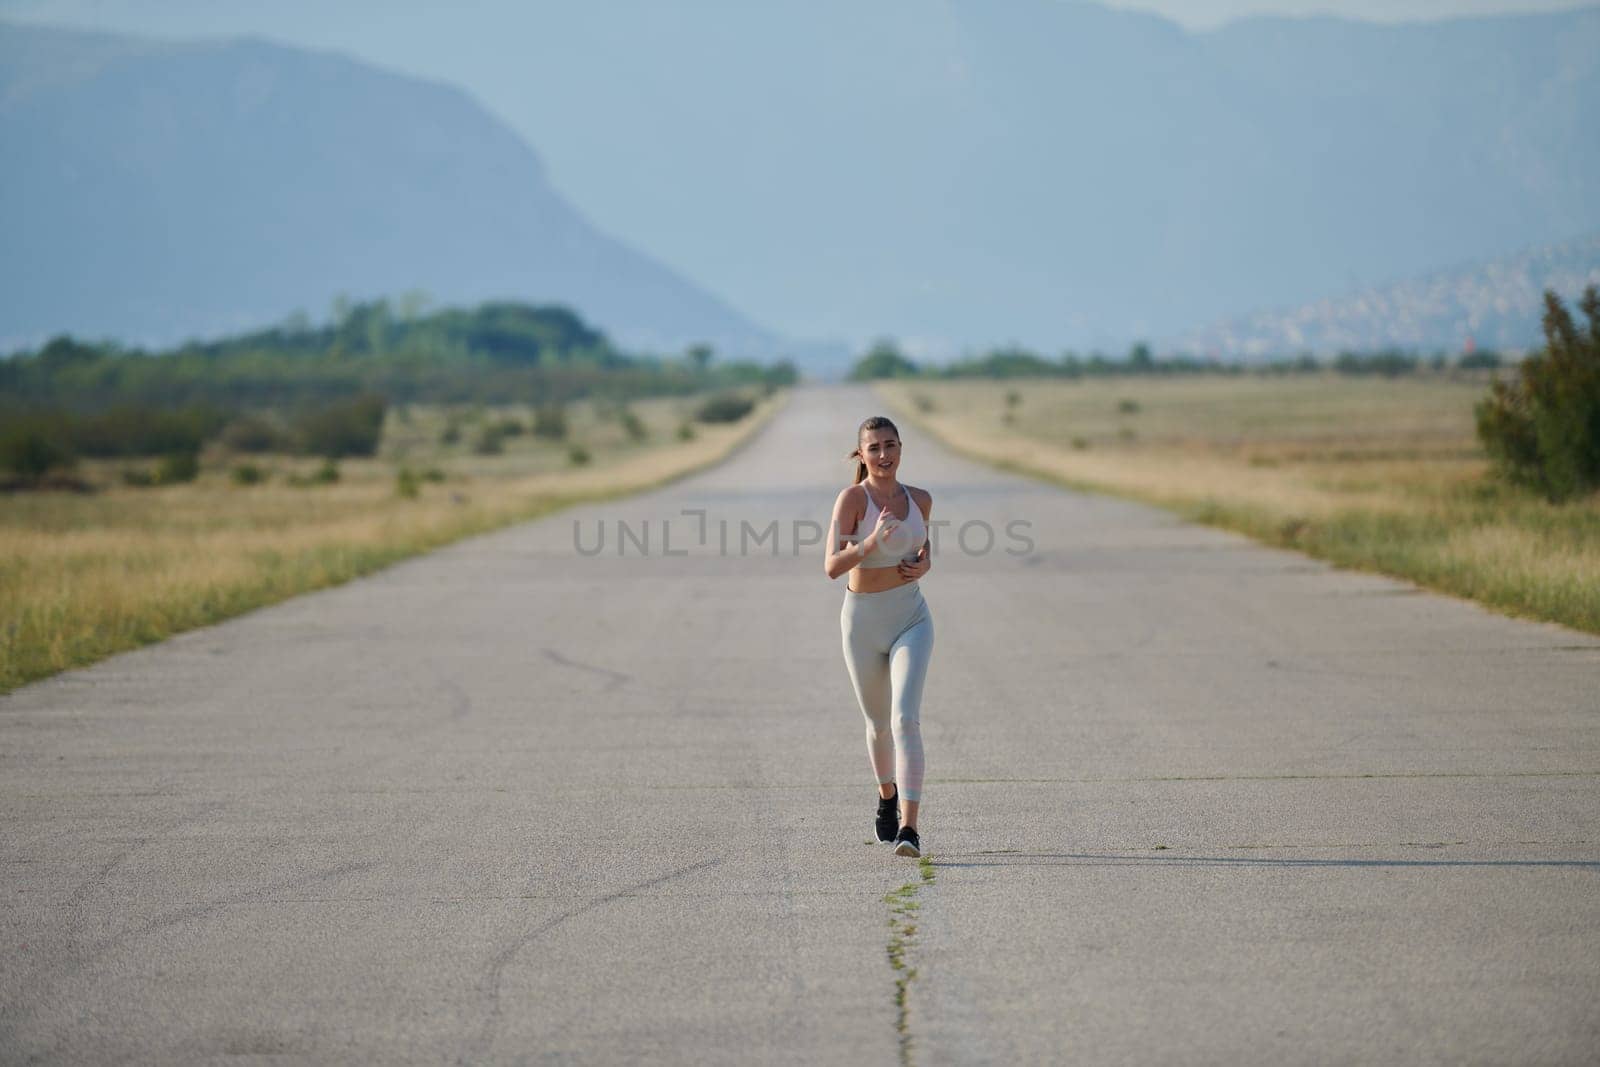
[1173,233,1600,359]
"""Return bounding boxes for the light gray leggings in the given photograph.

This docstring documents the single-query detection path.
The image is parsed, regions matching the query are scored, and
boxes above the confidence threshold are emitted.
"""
[840,581,935,803]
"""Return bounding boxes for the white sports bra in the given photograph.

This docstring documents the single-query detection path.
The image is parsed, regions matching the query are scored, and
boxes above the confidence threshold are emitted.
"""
[857,482,926,568]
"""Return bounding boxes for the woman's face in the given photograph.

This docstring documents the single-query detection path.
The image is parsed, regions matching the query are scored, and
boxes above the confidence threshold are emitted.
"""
[860,429,901,480]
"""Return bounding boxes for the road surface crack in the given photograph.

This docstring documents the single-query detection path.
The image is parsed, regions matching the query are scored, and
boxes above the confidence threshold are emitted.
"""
[884,854,935,1066]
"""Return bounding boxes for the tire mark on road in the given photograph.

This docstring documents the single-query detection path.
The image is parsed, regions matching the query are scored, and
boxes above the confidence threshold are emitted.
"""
[465,857,721,1063]
[542,648,631,690]
[32,857,384,992]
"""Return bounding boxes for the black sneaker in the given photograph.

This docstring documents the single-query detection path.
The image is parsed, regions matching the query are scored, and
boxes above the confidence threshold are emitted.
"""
[875,788,899,843]
[893,825,921,858]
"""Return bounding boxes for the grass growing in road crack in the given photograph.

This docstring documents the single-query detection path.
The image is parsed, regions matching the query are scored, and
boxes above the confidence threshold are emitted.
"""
[884,854,936,1066]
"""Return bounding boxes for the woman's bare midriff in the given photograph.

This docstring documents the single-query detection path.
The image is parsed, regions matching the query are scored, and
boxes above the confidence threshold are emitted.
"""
[848,567,917,594]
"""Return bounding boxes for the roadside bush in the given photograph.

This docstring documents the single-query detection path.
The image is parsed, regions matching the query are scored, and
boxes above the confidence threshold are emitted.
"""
[439,422,461,446]
[220,413,288,453]
[694,391,754,424]
[295,394,386,458]
[0,420,74,486]
[620,408,648,442]
[69,405,223,458]
[155,451,200,485]
[122,450,200,488]
[1334,349,1419,377]
[472,425,506,455]
[1117,398,1141,414]
[567,444,591,465]
[231,463,267,486]
[532,405,568,440]
[1475,286,1600,502]
[288,459,341,487]
[396,466,421,499]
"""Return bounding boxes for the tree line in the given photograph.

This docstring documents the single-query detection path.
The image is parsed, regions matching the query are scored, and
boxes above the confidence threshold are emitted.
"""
[0,298,796,487]
[848,340,1505,381]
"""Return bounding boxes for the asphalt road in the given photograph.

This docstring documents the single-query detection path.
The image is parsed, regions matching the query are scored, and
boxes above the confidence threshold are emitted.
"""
[3,383,1598,1064]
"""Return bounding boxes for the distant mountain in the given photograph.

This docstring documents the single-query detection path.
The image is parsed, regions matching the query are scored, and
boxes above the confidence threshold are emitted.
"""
[193,0,1590,355]
[5,5,1599,359]
[0,22,778,356]
[1172,233,1600,358]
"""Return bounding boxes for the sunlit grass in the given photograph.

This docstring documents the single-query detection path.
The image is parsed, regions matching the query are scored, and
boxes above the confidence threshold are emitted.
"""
[0,391,786,692]
[878,376,1600,634]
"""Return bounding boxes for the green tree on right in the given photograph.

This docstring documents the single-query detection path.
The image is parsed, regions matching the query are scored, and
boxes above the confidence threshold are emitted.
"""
[1476,286,1600,502]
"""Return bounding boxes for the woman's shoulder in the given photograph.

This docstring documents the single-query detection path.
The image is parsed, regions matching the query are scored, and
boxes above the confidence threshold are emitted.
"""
[904,484,932,513]
[834,483,869,508]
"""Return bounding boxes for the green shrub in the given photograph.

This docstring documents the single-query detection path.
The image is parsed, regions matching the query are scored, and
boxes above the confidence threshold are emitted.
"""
[68,405,222,457]
[1117,398,1141,414]
[1005,390,1022,408]
[122,447,200,486]
[567,444,591,466]
[1334,350,1419,377]
[472,425,505,455]
[620,408,648,442]
[396,466,421,499]
[154,450,200,485]
[289,459,341,487]
[694,391,754,424]
[439,422,461,446]
[421,467,447,483]
[220,413,287,453]
[1475,286,1600,502]
[295,394,386,458]
[532,405,568,440]
[231,463,267,486]
[677,421,696,441]
[0,421,74,486]
[496,417,525,437]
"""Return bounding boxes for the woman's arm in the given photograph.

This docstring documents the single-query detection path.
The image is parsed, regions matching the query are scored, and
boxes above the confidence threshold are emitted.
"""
[825,486,887,580]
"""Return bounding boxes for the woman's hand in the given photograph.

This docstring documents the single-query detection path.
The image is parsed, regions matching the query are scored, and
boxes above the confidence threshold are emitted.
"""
[864,504,897,554]
[898,548,930,581]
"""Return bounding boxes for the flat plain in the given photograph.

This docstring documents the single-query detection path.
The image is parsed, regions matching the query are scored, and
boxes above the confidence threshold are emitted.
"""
[0,391,785,692]
[879,374,1600,634]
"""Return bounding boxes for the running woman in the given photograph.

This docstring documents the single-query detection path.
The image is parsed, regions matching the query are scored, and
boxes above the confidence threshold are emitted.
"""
[824,416,935,858]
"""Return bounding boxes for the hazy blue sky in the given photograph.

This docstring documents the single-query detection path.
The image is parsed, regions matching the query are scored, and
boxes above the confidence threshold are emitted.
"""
[1107,0,1590,26]
[2,0,1593,35]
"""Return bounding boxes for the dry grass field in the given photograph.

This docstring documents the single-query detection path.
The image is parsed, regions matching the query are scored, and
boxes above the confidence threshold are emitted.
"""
[0,390,786,692]
[877,375,1600,635]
